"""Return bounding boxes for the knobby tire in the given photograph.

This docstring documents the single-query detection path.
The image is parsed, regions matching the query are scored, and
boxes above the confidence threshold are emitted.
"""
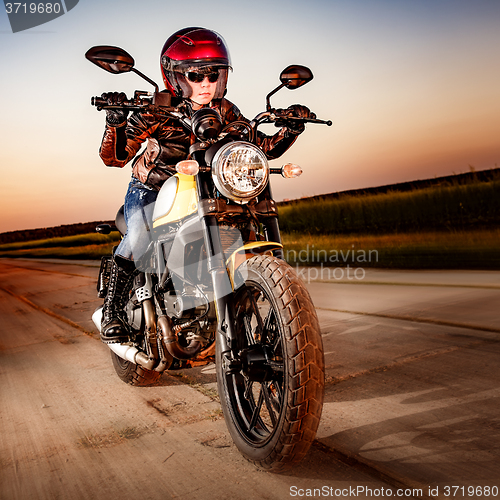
[216,254,325,472]
[111,350,161,386]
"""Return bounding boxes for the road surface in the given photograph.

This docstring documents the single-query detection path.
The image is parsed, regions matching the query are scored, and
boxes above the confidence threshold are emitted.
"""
[1,258,499,499]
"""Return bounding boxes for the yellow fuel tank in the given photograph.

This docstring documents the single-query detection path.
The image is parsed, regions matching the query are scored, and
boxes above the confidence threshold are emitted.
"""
[152,173,198,228]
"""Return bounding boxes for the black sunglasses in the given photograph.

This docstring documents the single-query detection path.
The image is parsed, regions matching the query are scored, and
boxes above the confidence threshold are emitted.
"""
[185,71,219,83]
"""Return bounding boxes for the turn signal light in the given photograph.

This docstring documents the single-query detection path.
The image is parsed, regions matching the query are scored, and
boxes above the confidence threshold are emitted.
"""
[176,160,199,176]
[282,163,303,178]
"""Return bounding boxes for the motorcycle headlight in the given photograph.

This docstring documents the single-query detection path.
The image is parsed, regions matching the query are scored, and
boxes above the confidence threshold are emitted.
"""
[211,141,269,204]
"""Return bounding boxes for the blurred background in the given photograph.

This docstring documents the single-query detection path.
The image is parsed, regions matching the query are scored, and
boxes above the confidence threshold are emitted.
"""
[1,0,500,234]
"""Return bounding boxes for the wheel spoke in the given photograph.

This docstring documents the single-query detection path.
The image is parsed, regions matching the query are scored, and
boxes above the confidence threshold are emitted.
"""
[243,314,254,344]
[248,385,265,431]
[223,268,297,445]
[271,380,284,412]
[260,306,275,345]
[218,255,324,467]
[268,360,284,373]
[262,383,278,427]
[244,378,253,400]
[246,289,264,342]
[273,332,282,353]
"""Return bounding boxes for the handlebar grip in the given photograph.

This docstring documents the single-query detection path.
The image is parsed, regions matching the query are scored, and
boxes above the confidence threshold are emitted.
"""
[280,115,332,126]
[91,96,107,107]
[91,96,135,108]
[90,95,154,112]
[91,96,138,112]
[306,117,332,126]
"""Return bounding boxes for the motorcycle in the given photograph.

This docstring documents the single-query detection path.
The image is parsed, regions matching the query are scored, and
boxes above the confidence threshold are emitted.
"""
[86,45,331,471]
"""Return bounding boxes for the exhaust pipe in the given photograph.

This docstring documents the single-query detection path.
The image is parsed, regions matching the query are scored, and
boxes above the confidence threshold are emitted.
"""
[108,343,156,370]
[157,315,202,360]
[92,307,156,370]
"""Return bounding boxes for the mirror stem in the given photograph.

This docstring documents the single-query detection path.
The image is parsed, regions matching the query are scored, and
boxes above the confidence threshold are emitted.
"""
[131,68,159,93]
[265,82,287,111]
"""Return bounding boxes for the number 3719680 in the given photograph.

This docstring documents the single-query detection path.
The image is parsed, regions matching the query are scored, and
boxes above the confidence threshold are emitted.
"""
[443,486,499,497]
[5,3,61,14]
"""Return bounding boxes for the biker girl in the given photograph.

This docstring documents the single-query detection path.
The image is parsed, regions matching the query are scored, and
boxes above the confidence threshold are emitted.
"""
[97,27,315,344]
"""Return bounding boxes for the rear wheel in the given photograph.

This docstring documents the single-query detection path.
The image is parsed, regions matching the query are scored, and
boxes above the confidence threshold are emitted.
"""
[110,350,162,386]
[216,255,324,472]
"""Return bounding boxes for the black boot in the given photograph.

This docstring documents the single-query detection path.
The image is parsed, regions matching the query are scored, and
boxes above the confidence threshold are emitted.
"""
[100,255,136,344]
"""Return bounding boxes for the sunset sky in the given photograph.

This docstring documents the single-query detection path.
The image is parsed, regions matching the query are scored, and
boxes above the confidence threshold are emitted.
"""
[1,0,499,233]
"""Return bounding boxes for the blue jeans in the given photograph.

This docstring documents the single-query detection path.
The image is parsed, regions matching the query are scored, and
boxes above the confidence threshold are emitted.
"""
[115,178,158,264]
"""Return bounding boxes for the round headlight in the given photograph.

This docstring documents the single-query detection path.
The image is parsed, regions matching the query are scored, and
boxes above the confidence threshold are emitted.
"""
[212,141,269,204]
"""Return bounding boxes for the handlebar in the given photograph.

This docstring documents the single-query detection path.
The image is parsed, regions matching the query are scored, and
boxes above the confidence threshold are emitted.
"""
[91,94,188,126]
[251,110,332,128]
[283,115,332,126]
[91,93,331,132]
[91,95,151,111]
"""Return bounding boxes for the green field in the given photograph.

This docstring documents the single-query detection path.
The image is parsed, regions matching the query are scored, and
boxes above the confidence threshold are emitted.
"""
[1,174,498,269]
[278,172,500,234]
[282,229,500,269]
[1,228,498,269]
[0,233,119,260]
[278,173,500,269]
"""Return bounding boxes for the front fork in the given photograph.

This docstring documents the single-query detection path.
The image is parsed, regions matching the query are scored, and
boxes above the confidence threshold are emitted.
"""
[197,183,282,373]
[200,213,239,369]
[263,216,284,260]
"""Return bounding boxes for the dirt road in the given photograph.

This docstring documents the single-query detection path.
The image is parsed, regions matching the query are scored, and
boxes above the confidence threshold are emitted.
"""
[1,259,499,499]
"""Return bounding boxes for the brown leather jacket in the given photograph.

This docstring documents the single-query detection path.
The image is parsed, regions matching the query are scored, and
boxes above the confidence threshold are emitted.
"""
[99,98,299,190]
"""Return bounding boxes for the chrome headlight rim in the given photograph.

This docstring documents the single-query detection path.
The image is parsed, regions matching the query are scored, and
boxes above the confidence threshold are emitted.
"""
[211,141,269,204]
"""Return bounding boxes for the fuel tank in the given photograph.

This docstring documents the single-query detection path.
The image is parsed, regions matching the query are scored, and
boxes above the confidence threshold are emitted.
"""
[152,173,198,228]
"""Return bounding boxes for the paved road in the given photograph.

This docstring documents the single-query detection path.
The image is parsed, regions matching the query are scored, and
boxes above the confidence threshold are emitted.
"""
[1,259,499,499]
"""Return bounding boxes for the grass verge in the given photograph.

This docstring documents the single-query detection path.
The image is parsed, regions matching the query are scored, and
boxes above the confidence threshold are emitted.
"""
[0,232,120,260]
[279,175,500,234]
[282,229,500,270]
[0,242,118,260]
[1,230,499,270]
[0,232,119,252]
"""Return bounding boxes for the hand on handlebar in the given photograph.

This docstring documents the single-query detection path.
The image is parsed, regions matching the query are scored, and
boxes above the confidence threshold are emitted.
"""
[276,104,317,135]
[102,92,130,126]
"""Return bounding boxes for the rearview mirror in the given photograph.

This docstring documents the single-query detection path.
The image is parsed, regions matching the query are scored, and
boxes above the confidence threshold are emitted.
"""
[280,65,314,89]
[85,46,135,74]
[266,65,314,110]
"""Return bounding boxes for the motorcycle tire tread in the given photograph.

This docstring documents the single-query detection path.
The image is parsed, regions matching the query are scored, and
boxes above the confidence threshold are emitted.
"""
[110,351,162,386]
[255,255,324,471]
[219,254,325,473]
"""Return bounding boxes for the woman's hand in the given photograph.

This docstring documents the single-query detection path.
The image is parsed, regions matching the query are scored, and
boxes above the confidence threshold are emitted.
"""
[284,104,316,134]
[102,92,130,127]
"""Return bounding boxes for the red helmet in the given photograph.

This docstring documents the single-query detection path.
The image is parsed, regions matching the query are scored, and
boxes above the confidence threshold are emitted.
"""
[160,27,232,100]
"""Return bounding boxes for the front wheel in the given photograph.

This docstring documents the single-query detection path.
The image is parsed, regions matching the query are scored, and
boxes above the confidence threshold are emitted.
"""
[216,255,324,472]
